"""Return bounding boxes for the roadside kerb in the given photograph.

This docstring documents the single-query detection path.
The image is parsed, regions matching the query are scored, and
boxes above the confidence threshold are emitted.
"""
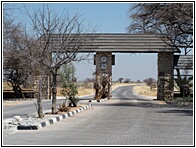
[89,98,108,103]
[5,104,92,130]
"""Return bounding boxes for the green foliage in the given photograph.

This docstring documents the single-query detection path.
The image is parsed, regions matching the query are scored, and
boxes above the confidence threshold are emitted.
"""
[61,83,79,107]
[62,83,78,97]
[174,76,193,97]
[167,97,193,106]
[59,63,77,84]
[60,63,79,107]
[128,3,193,54]
[69,96,80,107]
[175,97,193,102]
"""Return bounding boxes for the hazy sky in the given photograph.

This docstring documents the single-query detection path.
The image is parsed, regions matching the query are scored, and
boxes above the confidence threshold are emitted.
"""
[5,2,158,81]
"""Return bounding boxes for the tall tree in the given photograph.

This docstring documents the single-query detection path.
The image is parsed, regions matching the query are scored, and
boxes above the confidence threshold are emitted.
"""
[25,4,94,113]
[60,63,79,107]
[59,63,77,84]
[128,3,193,55]
[3,4,45,117]
[3,4,33,98]
[128,3,193,98]
[118,78,124,83]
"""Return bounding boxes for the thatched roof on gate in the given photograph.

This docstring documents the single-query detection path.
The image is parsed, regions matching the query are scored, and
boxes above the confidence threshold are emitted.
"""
[39,33,180,53]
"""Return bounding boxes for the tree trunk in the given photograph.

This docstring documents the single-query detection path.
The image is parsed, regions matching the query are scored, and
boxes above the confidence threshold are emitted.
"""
[51,72,57,114]
[37,78,44,118]
[69,97,77,107]
[51,87,57,114]
[176,69,184,97]
[13,85,25,98]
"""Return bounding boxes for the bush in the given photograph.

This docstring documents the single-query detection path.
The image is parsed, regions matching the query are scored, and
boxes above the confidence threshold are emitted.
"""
[68,96,79,107]
[144,78,156,86]
[175,97,193,102]
[61,83,79,107]
[58,102,70,112]
[167,97,193,106]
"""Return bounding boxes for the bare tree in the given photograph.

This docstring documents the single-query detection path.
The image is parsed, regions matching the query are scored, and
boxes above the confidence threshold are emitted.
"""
[3,5,32,98]
[128,3,193,99]
[124,78,131,83]
[144,78,157,91]
[118,78,124,83]
[25,4,94,114]
[3,4,46,118]
[128,3,193,55]
[144,78,156,86]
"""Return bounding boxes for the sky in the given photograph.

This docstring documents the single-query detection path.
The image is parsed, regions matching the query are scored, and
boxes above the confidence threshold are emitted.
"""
[4,2,158,82]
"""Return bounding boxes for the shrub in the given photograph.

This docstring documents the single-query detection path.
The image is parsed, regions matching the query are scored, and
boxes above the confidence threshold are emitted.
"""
[167,97,193,106]
[61,83,79,107]
[58,102,70,112]
[144,78,156,86]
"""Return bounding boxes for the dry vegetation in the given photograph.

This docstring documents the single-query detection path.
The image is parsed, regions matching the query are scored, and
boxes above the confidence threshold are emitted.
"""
[4,81,157,97]
[57,82,133,96]
[133,84,157,97]
[3,82,13,90]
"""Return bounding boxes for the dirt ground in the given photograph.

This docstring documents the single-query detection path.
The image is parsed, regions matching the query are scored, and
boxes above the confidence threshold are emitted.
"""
[3,83,157,108]
[57,82,134,97]
[74,82,157,97]
[3,83,156,106]
[133,85,157,97]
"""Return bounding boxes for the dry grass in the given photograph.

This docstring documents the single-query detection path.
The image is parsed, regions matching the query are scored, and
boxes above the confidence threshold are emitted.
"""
[4,81,155,97]
[133,85,157,97]
[3,82,13,90]
[56,86,94,96]
[56,87,64,96]
[3,101,23,106]
[3,82,34,91]
[57,82,135,97]
[77,87,94,96]
[46,105,86,114]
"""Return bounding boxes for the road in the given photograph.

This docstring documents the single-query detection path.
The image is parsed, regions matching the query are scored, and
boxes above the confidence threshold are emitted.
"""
[3,93,92,119]
[3,85,193,146]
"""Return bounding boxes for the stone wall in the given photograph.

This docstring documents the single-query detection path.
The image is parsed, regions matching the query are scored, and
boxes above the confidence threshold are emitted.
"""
[157,53,174,100]
[94,52,112,99]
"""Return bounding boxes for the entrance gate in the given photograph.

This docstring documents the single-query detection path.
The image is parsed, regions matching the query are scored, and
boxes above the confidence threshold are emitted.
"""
[43,33,180,100]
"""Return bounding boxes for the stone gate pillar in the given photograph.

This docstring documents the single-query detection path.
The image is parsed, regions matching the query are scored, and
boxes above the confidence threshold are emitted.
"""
[95,52,112,100]
[157,53,174,100]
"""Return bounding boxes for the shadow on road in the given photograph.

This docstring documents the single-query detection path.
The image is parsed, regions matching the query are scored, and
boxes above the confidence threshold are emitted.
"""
[112,97,154,101]
[156,109,193,116]
[97,100,166,108]
[92,97,193,117]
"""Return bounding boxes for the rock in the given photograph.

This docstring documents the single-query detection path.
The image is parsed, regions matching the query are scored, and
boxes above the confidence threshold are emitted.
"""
[4,124,17,130]
[12,116,23,125]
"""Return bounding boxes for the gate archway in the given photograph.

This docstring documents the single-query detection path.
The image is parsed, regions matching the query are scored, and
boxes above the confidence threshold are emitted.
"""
[43,33,180,100]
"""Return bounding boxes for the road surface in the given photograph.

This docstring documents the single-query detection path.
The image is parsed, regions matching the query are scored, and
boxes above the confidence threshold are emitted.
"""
[3,85,193,146]
[3,93,92,119]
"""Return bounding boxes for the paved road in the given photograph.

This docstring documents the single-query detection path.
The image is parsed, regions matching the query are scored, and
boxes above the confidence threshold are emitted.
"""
[3,85,193,146]
[3,94,92,119]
